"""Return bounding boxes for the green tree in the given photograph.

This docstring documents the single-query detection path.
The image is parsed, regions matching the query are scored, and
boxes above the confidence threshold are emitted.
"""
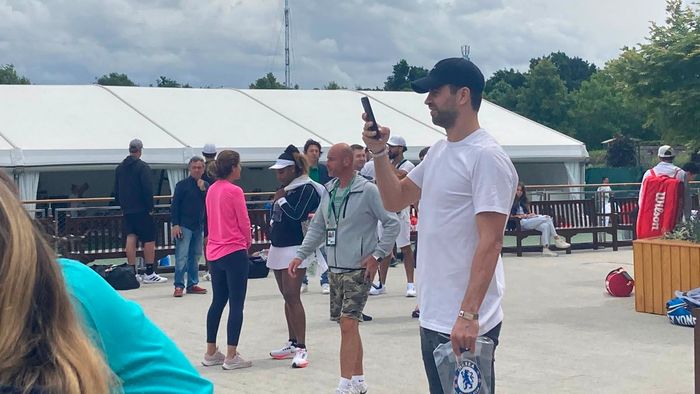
[249,72,286,89]
[0,64,30,84]
[515,59,571,130]
[323,81,345,90]
[606,135,638,167]
[96,72,136,86]
[612,0,700,146]
[484,79,519,111]
[383,59,429,91]
[567,70,654,149]
[530,51,597,91]
[156,76,190,88]
[484,68,525,110]
[484,68,525,93]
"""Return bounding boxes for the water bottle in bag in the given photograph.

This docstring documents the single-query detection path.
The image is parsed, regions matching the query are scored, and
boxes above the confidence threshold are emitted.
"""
[433,336,494,394]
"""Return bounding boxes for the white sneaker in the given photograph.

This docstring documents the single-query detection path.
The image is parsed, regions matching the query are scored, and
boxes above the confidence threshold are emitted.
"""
[202,349,226,366]
[406,284,417,298]
[202,272,211,281]
[135,274,143,282]
[142,273,168,283]
[291,348,309,368]
[335,387,356,394]
[222,353,252,370]
[554,236,571,249]
[270,341,297,360]
[321,283,330,294]
[353,380,368,394]
[300,283,308,293]
[369,283,386,296]
[542,247,558,257]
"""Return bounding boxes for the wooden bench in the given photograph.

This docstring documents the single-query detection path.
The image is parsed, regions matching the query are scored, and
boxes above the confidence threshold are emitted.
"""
[61,212,176,265]
[610,196,638,246]
[248,209,272,253]
[503,198,618,256]
[60,209,273,266]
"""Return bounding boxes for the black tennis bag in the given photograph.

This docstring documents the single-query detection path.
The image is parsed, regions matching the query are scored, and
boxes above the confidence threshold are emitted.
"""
[92,263,140,290]
[248,256,269,279]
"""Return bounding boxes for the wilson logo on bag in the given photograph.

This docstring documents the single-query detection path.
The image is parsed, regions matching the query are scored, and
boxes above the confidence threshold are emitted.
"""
[636,169,683,239]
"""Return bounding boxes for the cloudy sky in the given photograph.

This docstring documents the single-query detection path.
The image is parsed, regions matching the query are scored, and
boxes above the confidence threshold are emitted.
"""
[0,0,678,89]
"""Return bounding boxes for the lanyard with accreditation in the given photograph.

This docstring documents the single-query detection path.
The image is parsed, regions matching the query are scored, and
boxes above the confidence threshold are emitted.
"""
[325,177,354,247]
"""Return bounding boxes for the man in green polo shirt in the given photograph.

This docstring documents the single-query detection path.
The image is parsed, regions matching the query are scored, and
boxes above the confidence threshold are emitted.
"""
[302,139,332,293]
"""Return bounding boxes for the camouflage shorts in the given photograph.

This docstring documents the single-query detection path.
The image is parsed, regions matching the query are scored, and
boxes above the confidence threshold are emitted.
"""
[329,270,371,322]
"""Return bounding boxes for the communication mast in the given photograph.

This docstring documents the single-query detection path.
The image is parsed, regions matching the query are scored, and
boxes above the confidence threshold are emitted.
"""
[461,45,471,60]
[284,0,291,88]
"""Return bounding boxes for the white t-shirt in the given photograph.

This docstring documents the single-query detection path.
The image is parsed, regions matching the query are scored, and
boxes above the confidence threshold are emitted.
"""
[596,185,612,207]
[407,129,518,335]
[396,158,415,174]
[360,160,375,180]
[396,159,415,218]
[639,162,687,206]
[642,162,686,181]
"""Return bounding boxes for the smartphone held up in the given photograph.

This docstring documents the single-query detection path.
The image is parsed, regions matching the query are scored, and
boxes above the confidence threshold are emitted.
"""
[361,96,382,140]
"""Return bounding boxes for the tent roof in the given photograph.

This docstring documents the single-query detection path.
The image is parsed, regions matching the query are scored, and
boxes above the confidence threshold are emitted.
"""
[0,85,588,167]
[364,91,587,161]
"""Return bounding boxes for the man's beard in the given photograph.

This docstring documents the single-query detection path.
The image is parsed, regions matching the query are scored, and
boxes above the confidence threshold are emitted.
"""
[388,151,398,160]
[431,108,458,129]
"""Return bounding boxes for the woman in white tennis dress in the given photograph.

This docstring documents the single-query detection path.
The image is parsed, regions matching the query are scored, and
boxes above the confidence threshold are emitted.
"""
[266,145,324,369]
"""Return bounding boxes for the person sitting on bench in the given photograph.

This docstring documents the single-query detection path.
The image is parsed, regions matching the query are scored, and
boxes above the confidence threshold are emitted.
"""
[509,183,571,257]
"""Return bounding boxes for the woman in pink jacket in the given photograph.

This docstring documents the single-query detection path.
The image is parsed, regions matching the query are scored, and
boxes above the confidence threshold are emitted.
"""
[201,150,253,370]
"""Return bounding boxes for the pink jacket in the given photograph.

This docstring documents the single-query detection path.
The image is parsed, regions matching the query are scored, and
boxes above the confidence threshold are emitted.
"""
[205,180,251,261]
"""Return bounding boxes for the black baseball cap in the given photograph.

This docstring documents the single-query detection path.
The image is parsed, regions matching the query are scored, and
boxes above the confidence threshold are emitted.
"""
[411,58,485,94]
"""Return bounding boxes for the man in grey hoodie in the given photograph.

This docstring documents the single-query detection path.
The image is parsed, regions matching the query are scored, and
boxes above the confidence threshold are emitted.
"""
[289,143,399,394]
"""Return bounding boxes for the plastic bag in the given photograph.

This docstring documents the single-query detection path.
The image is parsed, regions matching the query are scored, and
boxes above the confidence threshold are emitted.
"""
[433,337,494,394]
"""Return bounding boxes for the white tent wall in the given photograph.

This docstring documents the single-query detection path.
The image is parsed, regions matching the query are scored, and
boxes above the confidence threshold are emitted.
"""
[35,166,181,203]
[16,170,40,214]
[166,168,187,195]
[0,85,589,200]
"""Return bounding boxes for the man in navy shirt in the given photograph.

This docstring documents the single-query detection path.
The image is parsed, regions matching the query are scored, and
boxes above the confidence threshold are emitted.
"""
[171,156,209,297]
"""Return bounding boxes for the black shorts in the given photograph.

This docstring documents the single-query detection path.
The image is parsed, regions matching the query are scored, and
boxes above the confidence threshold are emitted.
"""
[123,212,156,242]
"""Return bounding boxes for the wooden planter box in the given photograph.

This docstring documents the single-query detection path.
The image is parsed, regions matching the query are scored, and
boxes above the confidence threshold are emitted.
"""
[633,238,700,314]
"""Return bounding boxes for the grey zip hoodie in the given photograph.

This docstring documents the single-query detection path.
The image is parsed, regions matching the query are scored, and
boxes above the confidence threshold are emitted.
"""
[296,173,400,273]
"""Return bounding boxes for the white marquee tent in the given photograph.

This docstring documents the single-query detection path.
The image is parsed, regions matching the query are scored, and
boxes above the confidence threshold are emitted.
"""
[0,85,588,201]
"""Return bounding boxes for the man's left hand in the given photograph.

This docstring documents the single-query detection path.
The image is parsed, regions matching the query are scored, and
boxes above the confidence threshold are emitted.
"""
[361,255,379,281]
[450,316,479,356]
[197,179,206,191]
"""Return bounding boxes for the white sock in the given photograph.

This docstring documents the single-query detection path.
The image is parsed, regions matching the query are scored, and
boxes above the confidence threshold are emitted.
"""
[407,283,415,289]
[352,375,365,383]
[338,377,352,389]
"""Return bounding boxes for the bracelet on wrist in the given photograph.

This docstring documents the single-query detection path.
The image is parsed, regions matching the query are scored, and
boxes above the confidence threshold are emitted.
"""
[371,148,388,157]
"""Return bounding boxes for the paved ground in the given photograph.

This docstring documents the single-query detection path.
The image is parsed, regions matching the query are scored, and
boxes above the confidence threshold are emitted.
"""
[121,247,694,393]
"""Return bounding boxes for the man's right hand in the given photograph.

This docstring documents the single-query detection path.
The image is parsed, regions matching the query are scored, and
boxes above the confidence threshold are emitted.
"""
[273,188,286,202]
[288,258,303,278]
[361,113,390,153]
[171,225,182,239]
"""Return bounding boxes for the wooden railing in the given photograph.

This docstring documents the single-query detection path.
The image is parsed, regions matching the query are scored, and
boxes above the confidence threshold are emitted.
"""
[51,208,273,263]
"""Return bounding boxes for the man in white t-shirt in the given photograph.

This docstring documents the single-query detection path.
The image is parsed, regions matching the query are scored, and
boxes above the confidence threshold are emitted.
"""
[362,57,518,394]
[639,145,688,220]
[369,135,418,297]
[360,158,375,180]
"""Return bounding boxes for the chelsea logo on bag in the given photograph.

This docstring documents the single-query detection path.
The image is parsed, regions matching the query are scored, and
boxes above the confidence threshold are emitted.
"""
[454,359,482,394]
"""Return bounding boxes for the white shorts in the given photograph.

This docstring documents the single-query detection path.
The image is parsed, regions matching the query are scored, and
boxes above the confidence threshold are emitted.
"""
[377,213,412,249]
[266,245,311,271]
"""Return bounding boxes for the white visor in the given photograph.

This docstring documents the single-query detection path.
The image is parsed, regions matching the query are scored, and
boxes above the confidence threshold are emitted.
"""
[269,159,296,169]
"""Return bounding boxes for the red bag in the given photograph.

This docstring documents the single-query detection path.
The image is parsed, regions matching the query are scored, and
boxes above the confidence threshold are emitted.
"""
[605,267,634,297]
[636,169,683,239]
